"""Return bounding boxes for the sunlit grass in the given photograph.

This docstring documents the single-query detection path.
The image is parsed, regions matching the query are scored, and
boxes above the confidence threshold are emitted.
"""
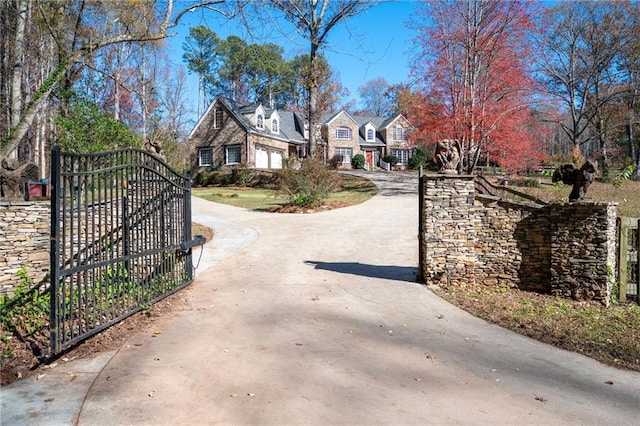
[191,173,378,211]
[508,177,640,217]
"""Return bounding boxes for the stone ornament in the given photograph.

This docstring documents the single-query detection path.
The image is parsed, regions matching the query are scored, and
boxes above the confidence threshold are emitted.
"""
[552,160,598,202]
[434,139,460,174]
[0,157,38,201]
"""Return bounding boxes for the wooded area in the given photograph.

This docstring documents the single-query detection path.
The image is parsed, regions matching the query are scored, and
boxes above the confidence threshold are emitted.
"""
[1,0,639,183]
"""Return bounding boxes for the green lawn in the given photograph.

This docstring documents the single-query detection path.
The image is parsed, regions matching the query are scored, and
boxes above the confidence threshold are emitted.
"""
[191,173,378,211]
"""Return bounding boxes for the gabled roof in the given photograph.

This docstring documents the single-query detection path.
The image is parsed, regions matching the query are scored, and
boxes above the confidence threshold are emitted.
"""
[189,96,306,144]
[189,100,414,146]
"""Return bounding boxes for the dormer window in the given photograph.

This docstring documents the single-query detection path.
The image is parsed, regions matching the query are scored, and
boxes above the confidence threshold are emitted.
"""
[271,118,279,133]
[257,114,264,129]
[366,129,374,141]
[336,126,352,140]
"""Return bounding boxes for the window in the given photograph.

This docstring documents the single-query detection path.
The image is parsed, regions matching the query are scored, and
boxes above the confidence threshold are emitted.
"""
[336,126,352,140]
[271,118,279,133]
[225,146,241,165]
[199,148,213,166]
[257,114,264,129]
[393,126,407,141]
[214,108,224,129]
[392,149,409,166]
[335,147,353,164]
[366,129,374,141]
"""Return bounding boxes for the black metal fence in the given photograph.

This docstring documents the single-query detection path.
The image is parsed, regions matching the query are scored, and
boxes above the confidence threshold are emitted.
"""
[619,217,639,303]
[49,147,202,354]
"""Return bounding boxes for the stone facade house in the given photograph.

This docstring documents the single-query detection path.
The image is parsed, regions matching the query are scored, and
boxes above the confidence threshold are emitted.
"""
[188,96,416,175]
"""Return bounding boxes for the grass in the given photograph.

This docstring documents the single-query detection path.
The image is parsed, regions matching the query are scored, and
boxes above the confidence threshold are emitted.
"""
[192,173,378,211]
[512,177,640,217]
[435,286,640,372]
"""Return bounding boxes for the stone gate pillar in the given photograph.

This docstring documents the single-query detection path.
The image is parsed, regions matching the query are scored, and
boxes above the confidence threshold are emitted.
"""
[420,175,476,287]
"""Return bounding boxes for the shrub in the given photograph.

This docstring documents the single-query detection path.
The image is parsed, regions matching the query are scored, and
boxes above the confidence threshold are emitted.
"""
[328,154,343,169]
[351,153,365,169]
[230,163,254,186]
[408,148,428,170]
[278,158,340,207]
[382,155,399,167]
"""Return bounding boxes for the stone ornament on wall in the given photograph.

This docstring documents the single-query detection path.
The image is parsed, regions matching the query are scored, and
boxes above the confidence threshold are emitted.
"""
[0,157,39,201]
[552,160,598,202]
[434,139,460,174]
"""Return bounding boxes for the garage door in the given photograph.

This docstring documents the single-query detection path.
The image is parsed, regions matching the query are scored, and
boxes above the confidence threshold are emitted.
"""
[256,146,268,168]
[271,150,283,169]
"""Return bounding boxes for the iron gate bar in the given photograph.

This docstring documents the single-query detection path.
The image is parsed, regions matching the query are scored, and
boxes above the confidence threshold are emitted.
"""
[49,146,202,355]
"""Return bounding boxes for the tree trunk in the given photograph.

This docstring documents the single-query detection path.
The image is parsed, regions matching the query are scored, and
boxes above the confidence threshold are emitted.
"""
[8,0,28,159]
[308,39,319,159]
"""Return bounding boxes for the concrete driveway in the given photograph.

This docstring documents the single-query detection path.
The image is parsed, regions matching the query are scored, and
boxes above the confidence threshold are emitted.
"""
[3,171,639,425]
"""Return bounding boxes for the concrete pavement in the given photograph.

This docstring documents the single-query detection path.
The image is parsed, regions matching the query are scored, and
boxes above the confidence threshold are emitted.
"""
[2,171,639,425]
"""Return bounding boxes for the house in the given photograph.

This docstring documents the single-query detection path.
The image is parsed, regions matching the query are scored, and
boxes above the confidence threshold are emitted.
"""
[188,96,416,175]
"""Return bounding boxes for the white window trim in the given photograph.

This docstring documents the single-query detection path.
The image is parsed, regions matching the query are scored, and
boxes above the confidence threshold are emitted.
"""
[199,148,213,166]
[257,114,264,129]
[271,118,279,133]
[366,128,374,141]
[393,126,407,141]
[392,149,409,165]
[336,126,352,140]
[335,147,353,164]
[225,146,242,165]
[214,108,223,129]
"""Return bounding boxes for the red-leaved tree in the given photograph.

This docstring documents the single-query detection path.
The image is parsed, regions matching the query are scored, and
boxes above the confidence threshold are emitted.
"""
[409,0,545,173]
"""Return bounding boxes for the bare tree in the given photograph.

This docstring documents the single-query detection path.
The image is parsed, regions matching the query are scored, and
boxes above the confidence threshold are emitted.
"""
[265,0,376,158]
[537,1,631,173]
[357,77,393,116]
[1,0,235,161]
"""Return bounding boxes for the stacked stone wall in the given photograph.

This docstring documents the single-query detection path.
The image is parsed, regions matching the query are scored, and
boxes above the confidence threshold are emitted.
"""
[421,175,617,305]
[0,202,50,296]
[421,175,476,287]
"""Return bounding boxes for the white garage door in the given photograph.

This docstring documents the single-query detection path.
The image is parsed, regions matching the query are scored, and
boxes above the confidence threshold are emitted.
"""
[256,146,268,168]
[271,151,283,169]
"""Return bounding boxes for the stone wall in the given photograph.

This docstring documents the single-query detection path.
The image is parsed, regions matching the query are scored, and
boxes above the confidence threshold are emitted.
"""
[420,175,617,305]
[421,175,477,287]
[0,202,50,296]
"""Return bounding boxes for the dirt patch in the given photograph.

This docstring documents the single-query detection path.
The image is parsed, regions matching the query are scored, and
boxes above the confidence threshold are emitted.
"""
[267,200,351,214]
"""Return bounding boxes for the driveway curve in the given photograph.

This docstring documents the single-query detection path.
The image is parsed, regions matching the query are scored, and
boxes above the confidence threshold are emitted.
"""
[4,171,638,425]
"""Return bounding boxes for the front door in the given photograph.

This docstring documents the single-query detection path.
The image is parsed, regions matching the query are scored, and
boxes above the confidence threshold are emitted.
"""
[366,151,373,169]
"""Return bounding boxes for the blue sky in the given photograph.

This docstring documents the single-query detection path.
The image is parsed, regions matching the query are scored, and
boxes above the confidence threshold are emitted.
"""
[166,1,419,115]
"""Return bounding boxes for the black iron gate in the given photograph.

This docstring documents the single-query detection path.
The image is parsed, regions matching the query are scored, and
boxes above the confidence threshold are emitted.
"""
[49,146,203,354]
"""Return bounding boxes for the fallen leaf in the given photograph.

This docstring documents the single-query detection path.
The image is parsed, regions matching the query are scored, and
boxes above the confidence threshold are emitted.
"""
[230,393,238,398]
[37,373,46,380]
[387,330,394,335]
[311,296,319,301]
[247,393,255,397]
[436,314,445,319]
[148,391,156,398]
[44,398,54,403]
[295,343,303,346]
[534,395,547,403]
[153,331,162,335]
[154,357,160,361]
[605,381,614,385]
